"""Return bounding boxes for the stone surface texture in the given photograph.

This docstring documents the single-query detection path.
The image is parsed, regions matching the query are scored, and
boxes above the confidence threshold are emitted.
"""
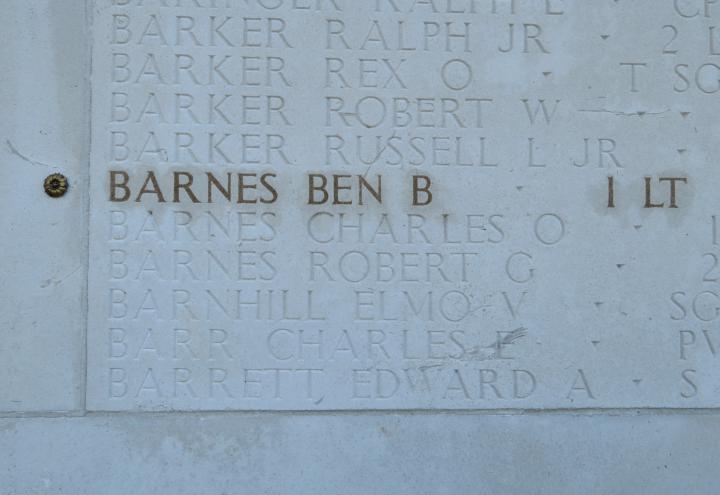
[0,0,87,413]
[2,0,720,493]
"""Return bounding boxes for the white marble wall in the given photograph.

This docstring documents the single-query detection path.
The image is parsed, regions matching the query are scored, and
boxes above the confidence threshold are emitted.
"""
[1,1,719,493]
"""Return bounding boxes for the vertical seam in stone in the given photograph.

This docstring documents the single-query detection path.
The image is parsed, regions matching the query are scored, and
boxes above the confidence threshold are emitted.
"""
[81,0,94,416]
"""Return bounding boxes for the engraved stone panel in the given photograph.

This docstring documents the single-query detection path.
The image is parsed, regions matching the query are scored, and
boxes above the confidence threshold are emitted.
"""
[87,0,720,410]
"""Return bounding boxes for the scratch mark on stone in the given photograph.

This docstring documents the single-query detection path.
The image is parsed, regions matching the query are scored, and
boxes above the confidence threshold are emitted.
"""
[5,140,51,168]
[577,108,670,118]
[419,364,444,372]
[363,131,397,178]
[497,327,528,346]
[41,265,82,288]
[463,327,528,361]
